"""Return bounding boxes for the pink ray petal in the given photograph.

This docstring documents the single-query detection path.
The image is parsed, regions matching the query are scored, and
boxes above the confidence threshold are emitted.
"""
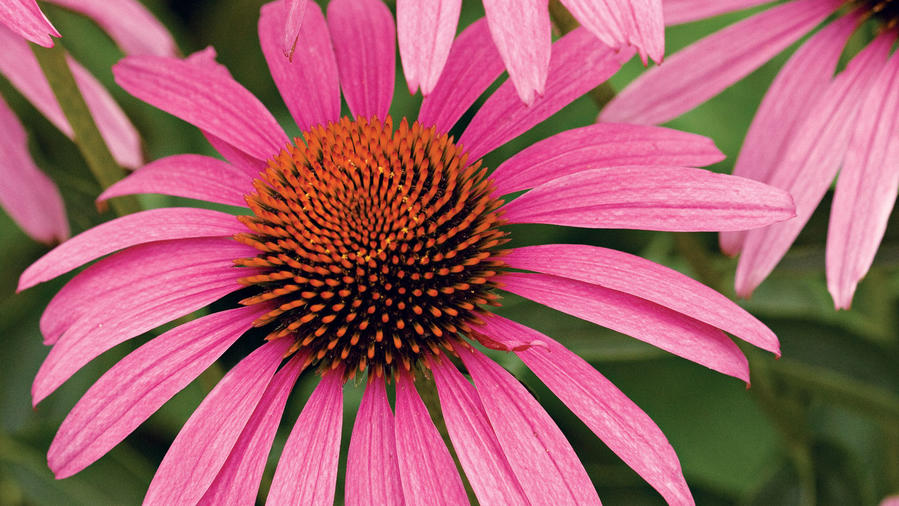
[199,353,307,505]
[663,0,776,26]
[460,28,633,160]
[505,244,779,354]
[43,0,176,56]
[0,0,59,46]
[490,123,724,195]
[501,166,795,232]
[282,0,308,59]
[113,55,288,162]
[457,345,601,505]
[0,27,142,168]
[260,1,341,132]
[0,95,68,244]
[563,0,664,64]
[417,18,504,134]
[394,371,468,505]
[397,0,461,96]
[482,0,551,105]
[502,272,749,381]
[721,14,856,256]
[39,237,255,345]
[345,379,404,506]
[143,338,292,505]
[267,369,344,506]
[32,243,252,403]
[99,154,253,208]
[826,52,899,309]
[327,0,395,120]
[204,131,267,176]
[430,356,530,505]
[47,305,266,478]
[736,34,893,297]
[600,0,841,125]
[18,207,246,291]
[474,315,693,505]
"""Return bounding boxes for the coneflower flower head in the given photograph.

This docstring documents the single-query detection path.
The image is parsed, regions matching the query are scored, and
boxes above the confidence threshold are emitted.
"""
[20,0,797,504]
[604,0,899,309]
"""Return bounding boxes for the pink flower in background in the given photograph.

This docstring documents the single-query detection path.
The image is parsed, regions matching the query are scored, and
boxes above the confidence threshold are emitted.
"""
[20,0,794,503]
[602,0,899,309]
[0,0,176,243]
[0,0,60,46]
[0,95,68,243]
[396,0,664,103]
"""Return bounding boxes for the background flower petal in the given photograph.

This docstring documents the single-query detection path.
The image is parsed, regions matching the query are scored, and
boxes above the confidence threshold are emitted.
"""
[397,0,461,95]
[482,0,551,105]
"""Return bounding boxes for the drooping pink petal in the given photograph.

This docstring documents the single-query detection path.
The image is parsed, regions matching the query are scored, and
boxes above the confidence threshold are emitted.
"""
[417,18,504,134]
[460,28,633,160]
[199,353,307,505]
[430,356,530,505]
[663,0,775,26]
[826,51,899,309]
[0,27,142,168]
[482,0,551,105]
[397,0,461,96]
[43,0,176,56]
[393,371,468,505]
[0,95,68,244]
[327,0,395,120]
[505,244,780,354]
[721,14,856,256]
[47,305,266,479]
[502,272,750,381]
[600,0,841,125]
[39,237,255,345]
[204,131,267,176]
[260,1,341,132]
[501,166,795,232]
[490,123,724,195]
[457,345,601,505]
[98,154,252,207]
[0,0,59,47]
[113,55,289,161]
[18,207,246,291]
[345,379,404,506]
[267,369,344,506]
[143,338,292,506]
[473,315,693,505]
[736,34,893,298]
[282,0,308,59]
[563,0,664,64]
[32,241,254,403]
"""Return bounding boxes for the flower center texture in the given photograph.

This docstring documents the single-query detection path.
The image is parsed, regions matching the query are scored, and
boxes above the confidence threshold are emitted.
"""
[234,117,508,379]
[856,0,899,27]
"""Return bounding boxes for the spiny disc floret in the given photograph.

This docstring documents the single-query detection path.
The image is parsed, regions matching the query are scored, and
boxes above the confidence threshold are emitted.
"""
[235,116,507,378]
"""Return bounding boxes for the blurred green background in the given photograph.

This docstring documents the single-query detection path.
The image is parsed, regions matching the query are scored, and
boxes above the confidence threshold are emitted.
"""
[1,1,897,504]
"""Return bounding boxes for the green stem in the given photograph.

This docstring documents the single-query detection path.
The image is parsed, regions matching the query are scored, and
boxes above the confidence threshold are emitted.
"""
[547,0,617,110]
[31,42,140,216]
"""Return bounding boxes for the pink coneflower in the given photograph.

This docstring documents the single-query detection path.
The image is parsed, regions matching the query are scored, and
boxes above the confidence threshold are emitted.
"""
[0,0,175,243]
[21,0,795,503]
[396,0,664,103]
[602,0,899,309]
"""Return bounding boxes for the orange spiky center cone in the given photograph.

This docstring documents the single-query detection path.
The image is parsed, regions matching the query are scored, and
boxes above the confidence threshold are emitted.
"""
[234,116,508,379]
